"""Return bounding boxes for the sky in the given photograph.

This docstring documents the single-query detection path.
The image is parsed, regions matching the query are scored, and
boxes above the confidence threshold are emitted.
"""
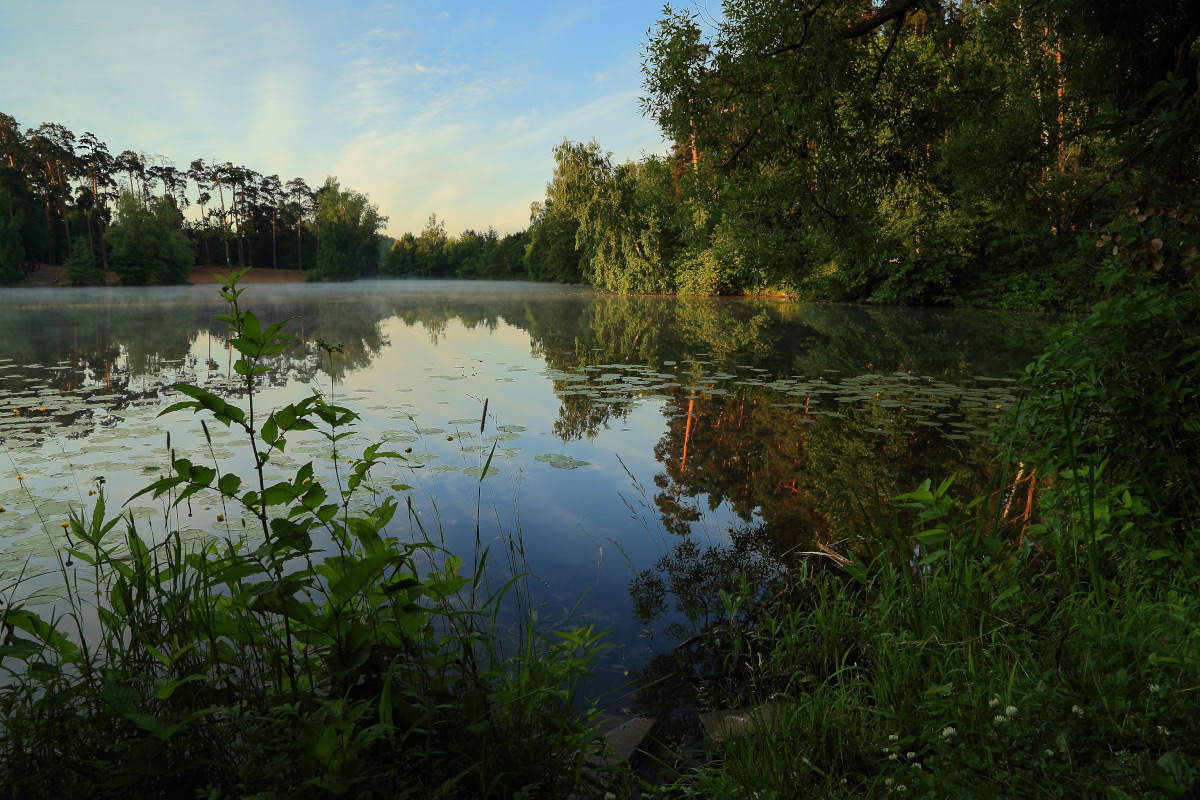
[0,0,677,238]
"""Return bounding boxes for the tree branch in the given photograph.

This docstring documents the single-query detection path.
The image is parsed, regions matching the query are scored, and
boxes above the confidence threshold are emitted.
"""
[872,15,907,86]
[842,0,927,40]
[718,101,783,169]
[766,1,828,57]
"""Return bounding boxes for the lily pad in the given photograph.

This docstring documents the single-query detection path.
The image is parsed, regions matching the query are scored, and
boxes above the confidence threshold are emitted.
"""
[534,454,591,470]
[462,465,499,479]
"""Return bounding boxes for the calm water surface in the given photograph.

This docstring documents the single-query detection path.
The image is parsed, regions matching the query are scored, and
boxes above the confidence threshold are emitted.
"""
[0,280,1053,693]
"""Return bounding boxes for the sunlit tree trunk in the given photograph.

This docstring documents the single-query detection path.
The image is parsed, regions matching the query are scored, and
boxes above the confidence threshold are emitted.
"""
[213,165,232,268]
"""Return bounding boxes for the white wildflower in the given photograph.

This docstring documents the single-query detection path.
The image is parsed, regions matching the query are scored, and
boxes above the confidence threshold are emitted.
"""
[941,726,956,738]
[897,785,907,792]
[1005,706,1017,717]
[988,697,1000,708]
[1148,683,1160,694]
[993,715,1008,725]
[889,752,899,761]
[889,734,899,742]
[1071,705,1084,717]
[907,752,916,759]
[885,778,894,787]
[1045,749,1055,757]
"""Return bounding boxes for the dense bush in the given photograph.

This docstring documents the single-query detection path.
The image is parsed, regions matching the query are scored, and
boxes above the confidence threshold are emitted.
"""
[105,191,193,285]
[62,235,106,285]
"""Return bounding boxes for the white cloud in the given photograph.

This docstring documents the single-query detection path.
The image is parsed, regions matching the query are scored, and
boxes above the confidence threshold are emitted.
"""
[1,0,672,240]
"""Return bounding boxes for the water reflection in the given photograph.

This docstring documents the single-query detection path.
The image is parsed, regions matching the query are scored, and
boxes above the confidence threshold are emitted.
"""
[0,281,1050,700]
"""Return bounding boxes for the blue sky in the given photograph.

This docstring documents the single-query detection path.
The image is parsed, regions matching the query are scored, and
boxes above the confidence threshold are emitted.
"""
[0,1,674,237]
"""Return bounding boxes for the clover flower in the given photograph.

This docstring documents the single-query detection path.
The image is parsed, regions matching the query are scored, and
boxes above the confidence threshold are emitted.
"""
[988,698,1000,708]
[993,715,1008,725]
[1148,683,1161,694]
[941,727,956,739]
[1005,706,1017,717]
[1072,705,1084,717]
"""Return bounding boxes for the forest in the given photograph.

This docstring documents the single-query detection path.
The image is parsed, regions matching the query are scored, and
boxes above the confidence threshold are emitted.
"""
[3,0,1196,309]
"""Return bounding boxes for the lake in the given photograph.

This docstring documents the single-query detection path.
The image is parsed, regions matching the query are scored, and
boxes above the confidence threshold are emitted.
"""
[0,279,1051,695]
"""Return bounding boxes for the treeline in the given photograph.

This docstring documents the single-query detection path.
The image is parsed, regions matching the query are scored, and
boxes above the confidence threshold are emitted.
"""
[536,0,1199,308]
[376,207,586,283]
[0,114,387,284]
[0,108,583,287]
[378,214,530,280]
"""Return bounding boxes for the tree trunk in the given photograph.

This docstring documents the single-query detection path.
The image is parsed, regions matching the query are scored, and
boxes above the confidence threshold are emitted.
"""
[214,174,232,268]
[296,202,303,270]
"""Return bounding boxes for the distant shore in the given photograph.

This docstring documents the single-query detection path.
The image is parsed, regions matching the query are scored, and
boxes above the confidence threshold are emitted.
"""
[21,264,306,288]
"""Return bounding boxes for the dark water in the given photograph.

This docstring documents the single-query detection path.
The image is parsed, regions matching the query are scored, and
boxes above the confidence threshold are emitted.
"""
[0,280,1053,695]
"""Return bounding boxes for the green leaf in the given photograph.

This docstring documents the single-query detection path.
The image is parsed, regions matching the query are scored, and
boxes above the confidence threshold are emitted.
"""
[330,552,393,604]
[218,473,242,497]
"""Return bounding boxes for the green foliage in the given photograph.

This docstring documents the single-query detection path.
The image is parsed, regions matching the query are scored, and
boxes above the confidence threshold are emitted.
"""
[380,230,419,277]
[0,186,24,284]
[104,191,193,285]
[593,0,1200,304]
[649,474,1200,798]
[1015,271,1200,560]
[315,177,386,280]
[524,200,583,283]
[546,140,677,293]
[381,216,531,281]
[62,234,105,285]
[0,271,611,798]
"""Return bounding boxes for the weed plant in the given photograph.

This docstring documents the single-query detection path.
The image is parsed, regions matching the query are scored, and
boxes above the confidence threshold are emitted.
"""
[0,270,612,799]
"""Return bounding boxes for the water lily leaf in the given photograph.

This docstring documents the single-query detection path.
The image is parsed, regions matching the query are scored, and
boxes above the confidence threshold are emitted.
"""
[462,465,498,478]
[22,583,72,605]
[534,454,590,470]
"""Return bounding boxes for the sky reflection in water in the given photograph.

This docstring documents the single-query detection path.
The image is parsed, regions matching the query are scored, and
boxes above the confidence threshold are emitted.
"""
[0,280,1055,692]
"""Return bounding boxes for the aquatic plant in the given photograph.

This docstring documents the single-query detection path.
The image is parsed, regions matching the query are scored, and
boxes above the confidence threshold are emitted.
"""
[0,269,612,798]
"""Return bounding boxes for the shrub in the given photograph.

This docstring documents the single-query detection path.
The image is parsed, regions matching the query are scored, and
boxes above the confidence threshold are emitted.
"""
[62,235,106,285]
[105,191,193,285]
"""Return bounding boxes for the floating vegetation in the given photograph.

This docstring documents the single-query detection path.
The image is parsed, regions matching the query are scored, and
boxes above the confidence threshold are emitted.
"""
[21,582,73,605]
[462,465,498,479]
[534,453,591,470]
